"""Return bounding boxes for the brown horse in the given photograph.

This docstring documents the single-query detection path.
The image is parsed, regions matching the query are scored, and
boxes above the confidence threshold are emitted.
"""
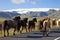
[28,18,37,32]
[38,19,45,31]
[52,19,56,26]
[17,18,28,33]
[3,16,21,37]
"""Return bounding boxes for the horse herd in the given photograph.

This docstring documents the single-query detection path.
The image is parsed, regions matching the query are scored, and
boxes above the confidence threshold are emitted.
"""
[0,16,60,37]
[0,16,37,37]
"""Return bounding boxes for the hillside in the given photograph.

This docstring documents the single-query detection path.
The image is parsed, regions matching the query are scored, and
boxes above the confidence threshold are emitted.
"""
[25,9,57,18]
[0,9,60,19]
[0,11,21,18]
[49,10,60,19]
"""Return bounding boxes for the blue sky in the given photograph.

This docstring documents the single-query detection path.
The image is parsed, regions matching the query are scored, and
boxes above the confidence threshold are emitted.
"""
[0,0,60,10]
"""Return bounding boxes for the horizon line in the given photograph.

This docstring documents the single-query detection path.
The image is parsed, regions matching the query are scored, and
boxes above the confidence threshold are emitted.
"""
[0,8,60,12]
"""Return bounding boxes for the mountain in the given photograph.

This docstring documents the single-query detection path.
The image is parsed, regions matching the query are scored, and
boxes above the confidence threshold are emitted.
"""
[0,11,21,18]
[49,10,60,18]
[0,9,59,19]
[47,9,57,15]
[39,12,48,17]
[26,11,48,17]
[25,9,58,18]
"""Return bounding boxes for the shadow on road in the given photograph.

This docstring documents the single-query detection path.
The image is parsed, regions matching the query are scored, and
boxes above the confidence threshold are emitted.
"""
[10,30,60,38]
[50,31,60,33]
[11,35,57,38]
[33,30,60,35]
[11,35,43,38]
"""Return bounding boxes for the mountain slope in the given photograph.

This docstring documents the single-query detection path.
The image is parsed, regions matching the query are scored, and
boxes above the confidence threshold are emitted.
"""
[49,10,60,18]
[0,11,21,18]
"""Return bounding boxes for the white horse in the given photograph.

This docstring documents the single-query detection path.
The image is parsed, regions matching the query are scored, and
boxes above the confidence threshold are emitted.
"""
[43,18,51,36]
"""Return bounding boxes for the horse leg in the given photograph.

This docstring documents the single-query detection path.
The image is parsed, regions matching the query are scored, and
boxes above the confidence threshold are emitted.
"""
[4,29,6,37]
[17,26,20,33]
[7,29,9,36]
[4,26,6,37]
[31,26,32,32]
[40,25,43,32]
[46,28,50,36]
[28,25,30,32]
[42,27,46,36]
[26,27,27,32]
[44,27,49,36]
[25,26,27,32]
[19,27,22,33]
[13,28,16,35]
[34,25,35,30]
[20,26,23,33]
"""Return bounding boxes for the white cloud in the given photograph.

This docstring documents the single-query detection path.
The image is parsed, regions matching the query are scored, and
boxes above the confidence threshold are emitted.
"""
[11,0,26,4]
[1,8,60,12]
[11,0,37,4]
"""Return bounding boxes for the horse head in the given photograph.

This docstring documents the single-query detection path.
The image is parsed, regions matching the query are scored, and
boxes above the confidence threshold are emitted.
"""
[23,18,28,23]
[13,16,21,21]
[33,18,37,22]
[17,16,21,20]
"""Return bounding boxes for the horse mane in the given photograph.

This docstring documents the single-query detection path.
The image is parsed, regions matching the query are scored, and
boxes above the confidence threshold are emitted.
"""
[23,18,28,23]
[12,16,21,21]
[33,18,37,22]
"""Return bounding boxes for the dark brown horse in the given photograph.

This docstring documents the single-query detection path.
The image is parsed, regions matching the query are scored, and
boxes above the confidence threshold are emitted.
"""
[3,16,21,37]
[17,18,28,33]
[28,18,37,32]
[38,19,45,31]
[52,19,56,26]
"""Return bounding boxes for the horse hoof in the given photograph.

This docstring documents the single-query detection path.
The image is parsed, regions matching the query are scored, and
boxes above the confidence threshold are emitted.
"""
[4,35,6,37]
[40,30,43,32]
[7,35,9,37]
[43,34,45,36]
[20,31,22,33]
[13,33,15,35]
[46,34,48,36]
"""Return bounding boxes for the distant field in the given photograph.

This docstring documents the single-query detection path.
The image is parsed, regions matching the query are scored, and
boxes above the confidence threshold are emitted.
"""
[0,18,6,23]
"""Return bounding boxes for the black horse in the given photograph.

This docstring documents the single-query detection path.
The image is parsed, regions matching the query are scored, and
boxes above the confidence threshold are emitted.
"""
[18,18,28,33]
[3,16,21,37]
[28,18,37,32]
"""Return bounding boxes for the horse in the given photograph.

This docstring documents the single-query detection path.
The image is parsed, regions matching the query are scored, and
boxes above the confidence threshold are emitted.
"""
[0,23,2,35]
[42,17,51,36]
[56,19,60,27]
[3,16,21,37]
[28,18,37,32]
[52,19,57,26]
[38,19,45,31]
[17,18,28,33]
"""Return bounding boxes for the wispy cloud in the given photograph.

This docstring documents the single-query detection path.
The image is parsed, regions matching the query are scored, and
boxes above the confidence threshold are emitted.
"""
[11,0,37,5]
[30,1,37,5]
[11,0,26,4]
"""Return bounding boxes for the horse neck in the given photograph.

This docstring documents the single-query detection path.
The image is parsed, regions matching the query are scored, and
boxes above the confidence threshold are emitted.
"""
[24,19,28,23]
[32,20,36,23]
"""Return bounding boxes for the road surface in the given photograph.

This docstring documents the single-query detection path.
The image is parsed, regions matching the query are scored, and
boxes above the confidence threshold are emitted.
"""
[0,29,60,40]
